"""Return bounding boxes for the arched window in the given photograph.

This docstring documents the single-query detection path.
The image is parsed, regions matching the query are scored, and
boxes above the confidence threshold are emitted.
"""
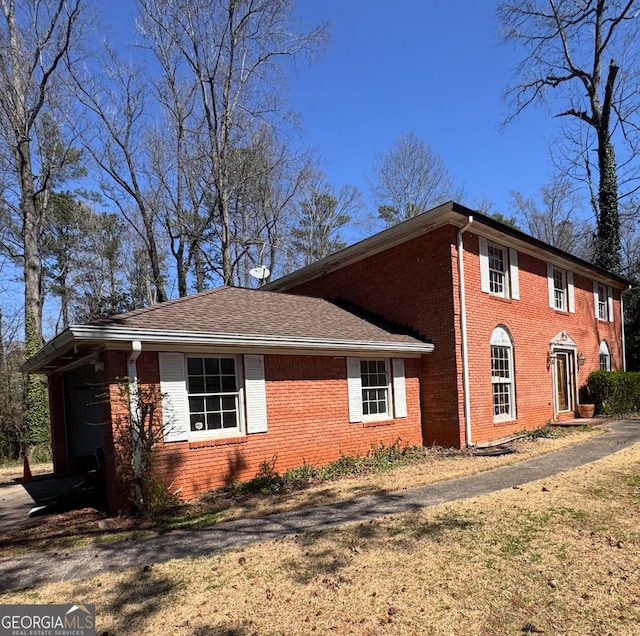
[490,326,515,421]
[599,341,611,371]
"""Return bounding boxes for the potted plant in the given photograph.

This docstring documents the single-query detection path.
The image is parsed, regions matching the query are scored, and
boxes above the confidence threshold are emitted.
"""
[577,385,596,418]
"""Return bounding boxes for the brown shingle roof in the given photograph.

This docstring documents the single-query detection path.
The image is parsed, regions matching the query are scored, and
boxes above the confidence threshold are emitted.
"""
[92,286,425,346]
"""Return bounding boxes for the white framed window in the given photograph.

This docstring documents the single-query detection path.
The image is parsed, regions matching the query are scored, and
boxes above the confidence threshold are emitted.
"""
[593,281,614,322]
[490,326,515,422]
[547,263,574,312]
[159,353,267,442]
[347,357,407,423]
[186,356,241,437]
[479,237,519,300]
[599,340,611,371]
[360,359,390,419]
[488,244,507,296]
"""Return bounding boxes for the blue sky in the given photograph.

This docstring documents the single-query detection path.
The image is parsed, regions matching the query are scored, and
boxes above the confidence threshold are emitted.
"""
[285,0,559,226]
[107,0,560,221]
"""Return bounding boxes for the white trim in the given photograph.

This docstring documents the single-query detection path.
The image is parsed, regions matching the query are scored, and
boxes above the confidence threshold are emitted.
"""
[346,357,363,423]
[65,325,434,354]
[490,327,516,423]
[509,248,520,300]
[547,263,555,308]
[244,355,268,434]
[479,236,490,293]
[22,326,434,374]
[607,286,614,323]
[593,280,600,319]
[392,358,407,418]
[567,271,575,313]
[158,352,189,442]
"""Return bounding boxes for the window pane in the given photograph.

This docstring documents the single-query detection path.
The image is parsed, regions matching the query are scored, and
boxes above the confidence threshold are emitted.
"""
[207,412,222,430]
[190,414,206,431]
[491,340,513,419]
[204,358,220,375]
[553,269,566,310]
[206,396,221,412]
[188,376,205,394]
[488,244,506,295]
[221,375,236,392]
[187,357,203,375]
[220,358,235,374]
[222,412,237,428]
[189,397,204,413]
[206,376,222,393]
[187,356,240,435]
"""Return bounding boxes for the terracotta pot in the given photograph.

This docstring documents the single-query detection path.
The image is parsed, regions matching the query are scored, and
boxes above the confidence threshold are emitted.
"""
[577,403,596,418]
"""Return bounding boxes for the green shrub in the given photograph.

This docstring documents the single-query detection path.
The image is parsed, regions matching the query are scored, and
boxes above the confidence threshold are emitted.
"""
[586,371,640,415]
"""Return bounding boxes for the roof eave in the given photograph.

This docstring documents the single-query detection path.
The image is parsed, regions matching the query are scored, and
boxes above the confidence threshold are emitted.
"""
[264,200,632,291]
[23,325,434,373]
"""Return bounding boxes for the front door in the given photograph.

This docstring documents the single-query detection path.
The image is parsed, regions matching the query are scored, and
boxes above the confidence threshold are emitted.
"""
[554,350,575,414]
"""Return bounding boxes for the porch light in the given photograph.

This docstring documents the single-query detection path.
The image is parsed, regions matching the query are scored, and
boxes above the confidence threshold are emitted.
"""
[546,351,557,369]
[577,352,586,367]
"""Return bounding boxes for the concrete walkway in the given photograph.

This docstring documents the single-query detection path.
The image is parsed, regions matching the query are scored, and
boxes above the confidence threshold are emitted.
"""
[1,420,639,593]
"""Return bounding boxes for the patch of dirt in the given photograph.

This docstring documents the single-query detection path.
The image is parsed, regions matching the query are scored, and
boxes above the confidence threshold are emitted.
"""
[0,508,156,557]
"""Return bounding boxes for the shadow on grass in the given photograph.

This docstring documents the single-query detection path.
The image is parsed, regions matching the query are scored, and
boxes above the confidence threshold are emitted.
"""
[282,511,481,585]
[105,570,175,631]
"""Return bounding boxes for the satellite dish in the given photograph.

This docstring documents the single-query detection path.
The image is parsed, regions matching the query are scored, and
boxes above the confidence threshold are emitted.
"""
[249,265,270,282]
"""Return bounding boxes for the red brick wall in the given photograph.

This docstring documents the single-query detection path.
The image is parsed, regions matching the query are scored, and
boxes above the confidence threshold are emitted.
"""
[462,233,623,443]
[102,351,422,509]
[288,226,463,448]
[282,224,625,448]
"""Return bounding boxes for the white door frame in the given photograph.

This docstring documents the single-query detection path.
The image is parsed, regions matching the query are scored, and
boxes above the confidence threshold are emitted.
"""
[549,331,578,420]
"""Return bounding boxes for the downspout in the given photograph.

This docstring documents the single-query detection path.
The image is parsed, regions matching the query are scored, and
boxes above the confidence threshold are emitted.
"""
[457,216,474,447]
[127,341,143,479]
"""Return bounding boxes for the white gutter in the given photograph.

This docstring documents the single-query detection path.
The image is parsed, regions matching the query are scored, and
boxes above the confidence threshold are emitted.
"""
[457,216,474,447]
[67,326,434,354]
[22,326,434,374]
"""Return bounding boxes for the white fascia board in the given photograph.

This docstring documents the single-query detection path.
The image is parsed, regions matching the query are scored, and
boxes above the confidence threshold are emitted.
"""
[70,325,434,357]
[19,329,75,374]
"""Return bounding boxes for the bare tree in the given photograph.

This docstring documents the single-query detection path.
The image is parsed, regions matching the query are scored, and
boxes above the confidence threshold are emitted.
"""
[369,132,464,226]
[72,48,168,304]
[137,0,329,285]
[498,0,640,273]
[0,0,86,448]
[510,175,594,257]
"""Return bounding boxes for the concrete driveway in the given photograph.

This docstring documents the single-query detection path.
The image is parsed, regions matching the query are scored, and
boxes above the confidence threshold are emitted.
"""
[0,474,87,533]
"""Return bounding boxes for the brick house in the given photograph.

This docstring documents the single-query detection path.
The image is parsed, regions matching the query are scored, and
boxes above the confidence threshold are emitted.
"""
[23,201,629,512]
[265,201,629,447]
[23,287,432,511]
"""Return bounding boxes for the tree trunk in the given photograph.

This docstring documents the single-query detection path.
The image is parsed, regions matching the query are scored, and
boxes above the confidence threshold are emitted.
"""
[19,138,50,448]
[596,137,621,274]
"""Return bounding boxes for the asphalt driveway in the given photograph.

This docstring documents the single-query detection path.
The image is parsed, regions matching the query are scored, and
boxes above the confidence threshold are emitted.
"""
[1,419,639,593]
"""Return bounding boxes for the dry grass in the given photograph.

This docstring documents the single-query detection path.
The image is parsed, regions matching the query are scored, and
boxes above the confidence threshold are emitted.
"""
[4,427,640,635]
[1,437,639,634]
[0,428,601,557]
[0,461,53,484]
